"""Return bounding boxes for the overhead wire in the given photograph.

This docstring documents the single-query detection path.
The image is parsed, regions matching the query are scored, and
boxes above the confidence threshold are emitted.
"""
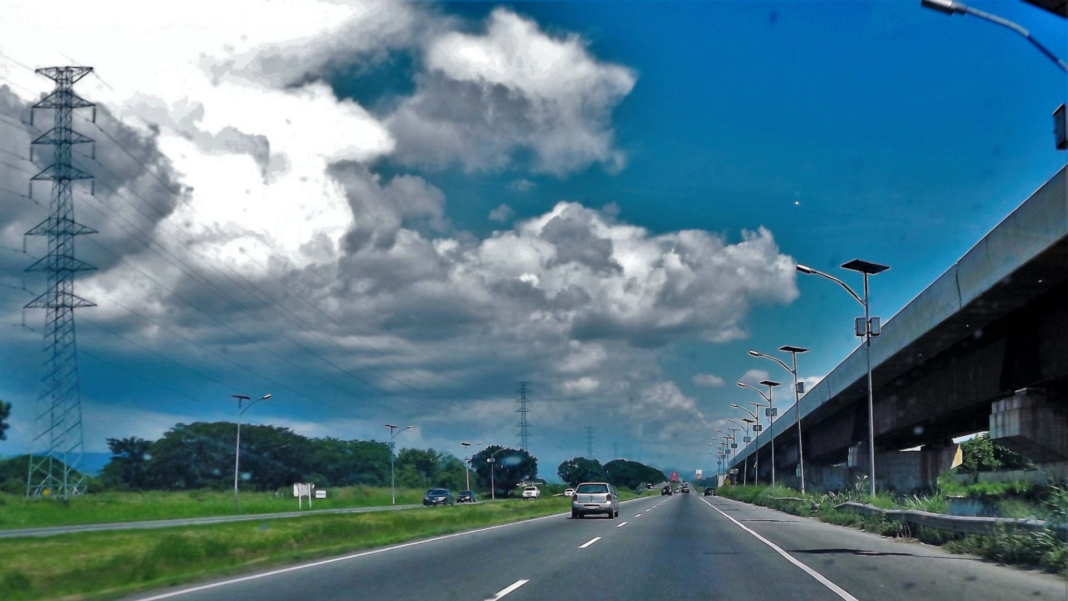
[0,57,489,434]
[75,66,490,404]
[68,119,474,418]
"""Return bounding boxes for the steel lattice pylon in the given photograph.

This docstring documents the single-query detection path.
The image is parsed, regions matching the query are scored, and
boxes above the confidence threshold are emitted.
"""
[515,381,530,452]
[24,66,96,499]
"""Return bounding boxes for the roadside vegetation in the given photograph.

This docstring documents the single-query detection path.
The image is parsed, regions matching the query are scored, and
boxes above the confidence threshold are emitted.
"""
[715,481,1068,576]
[0,489,651,601]
[0,486,431,530]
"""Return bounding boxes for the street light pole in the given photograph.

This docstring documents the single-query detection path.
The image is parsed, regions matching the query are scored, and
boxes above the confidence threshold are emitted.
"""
[749,346,810,493]
[728,417,751,486]
[488,447,509,500]
[738,380,781,486]
[386,424,414,505]
[797,260,888,496]
[232,393,271,513]
[461,442,482,492]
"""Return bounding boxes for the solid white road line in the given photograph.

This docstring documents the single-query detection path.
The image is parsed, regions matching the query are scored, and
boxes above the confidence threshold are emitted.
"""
[579,536,602,549]
[134,495,657,601]
[616,521,628,528]
[484,579,529,601]
[133,512,570,601]
[700,498,858,601]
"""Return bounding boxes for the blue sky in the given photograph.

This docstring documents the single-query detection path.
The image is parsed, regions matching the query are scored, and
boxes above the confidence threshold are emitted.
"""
[0,0,1064,479]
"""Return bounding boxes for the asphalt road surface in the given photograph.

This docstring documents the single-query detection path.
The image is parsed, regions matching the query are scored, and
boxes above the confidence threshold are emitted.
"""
[125,493,1068,601]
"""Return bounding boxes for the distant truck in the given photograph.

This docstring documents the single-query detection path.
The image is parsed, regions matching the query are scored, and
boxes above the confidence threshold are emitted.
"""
[670,471,679,483]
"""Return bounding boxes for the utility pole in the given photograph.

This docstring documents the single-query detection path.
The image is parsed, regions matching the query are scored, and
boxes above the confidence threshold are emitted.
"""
[24,66,96,500]
[516,382,530,451]
[586,426,594,458]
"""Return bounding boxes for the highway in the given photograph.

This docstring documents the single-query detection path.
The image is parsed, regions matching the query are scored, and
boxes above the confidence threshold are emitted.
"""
[123,493,1068,601]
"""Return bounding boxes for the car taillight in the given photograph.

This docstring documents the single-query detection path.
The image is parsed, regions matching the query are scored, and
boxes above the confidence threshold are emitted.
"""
[605,494,612,502]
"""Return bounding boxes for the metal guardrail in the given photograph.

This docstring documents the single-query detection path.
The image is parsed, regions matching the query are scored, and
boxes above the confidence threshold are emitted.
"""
[834,501,1068,541]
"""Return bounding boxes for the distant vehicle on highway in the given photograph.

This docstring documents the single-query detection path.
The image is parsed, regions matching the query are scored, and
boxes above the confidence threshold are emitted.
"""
[704,487,715,496]
[563,488,575,497]
[646,483,655,489]
[423,488,455,506]
[521,486,541,499]
[661,485,672,496]
[572,482,619,519]
[457,490,477,503]
[680,484,689,493]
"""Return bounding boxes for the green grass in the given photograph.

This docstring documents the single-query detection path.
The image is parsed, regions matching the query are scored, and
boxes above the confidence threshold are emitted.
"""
[717,483,1068,577]
[0,487,435,530]
[0,492,643,601]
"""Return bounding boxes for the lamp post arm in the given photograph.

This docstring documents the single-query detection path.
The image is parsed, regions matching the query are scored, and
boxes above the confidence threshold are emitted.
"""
[738,382,771,402]
[753,352,793,376]
[806,267,865,307]
[964,6,1068,72]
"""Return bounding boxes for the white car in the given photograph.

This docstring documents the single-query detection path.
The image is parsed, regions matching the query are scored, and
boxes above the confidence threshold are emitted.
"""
[521,486,541,499]
[563,488,575,497]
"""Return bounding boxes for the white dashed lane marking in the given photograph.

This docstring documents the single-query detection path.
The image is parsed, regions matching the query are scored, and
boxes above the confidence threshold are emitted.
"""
[616,521,628,528]
[484,579,529,601]
[579,537,602,549]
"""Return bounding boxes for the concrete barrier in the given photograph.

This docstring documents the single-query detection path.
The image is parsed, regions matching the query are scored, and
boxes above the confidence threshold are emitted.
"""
[835,501,1068,540]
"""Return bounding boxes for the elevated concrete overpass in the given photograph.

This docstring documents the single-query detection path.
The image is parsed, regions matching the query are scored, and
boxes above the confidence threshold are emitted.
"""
[729,166,1068,492]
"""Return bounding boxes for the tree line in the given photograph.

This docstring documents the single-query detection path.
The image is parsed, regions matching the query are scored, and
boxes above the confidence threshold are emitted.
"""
[556,456,665,489]
[0,421,542,495]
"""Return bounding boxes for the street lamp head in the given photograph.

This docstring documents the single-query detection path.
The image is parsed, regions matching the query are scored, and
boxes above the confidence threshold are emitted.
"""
[921,0,963,15]
[779,345,809,354]
[742,418,755,423]
[261,394,272,400]
[759,380,782,388]
[730,403,741,409]
[384,423,397,429]
[406,425,414,430]
[748,350,761,357]
[232,394,250,401]
[841,259,890,275]
[795,264,816,275]
[736,382,746,388]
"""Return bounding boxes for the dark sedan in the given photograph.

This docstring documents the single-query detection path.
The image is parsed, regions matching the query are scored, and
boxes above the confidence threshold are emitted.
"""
[457,490,477,503]
[423,488,455,506]
[661,485,672,496]
[704,487,716,496]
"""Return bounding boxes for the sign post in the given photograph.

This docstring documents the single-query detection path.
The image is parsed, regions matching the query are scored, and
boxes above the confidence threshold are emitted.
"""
[293,483,313,508]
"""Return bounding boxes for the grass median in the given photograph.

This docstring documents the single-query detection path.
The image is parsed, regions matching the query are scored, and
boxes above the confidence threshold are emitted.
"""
[0,492,648,601]
[0,487,430,530]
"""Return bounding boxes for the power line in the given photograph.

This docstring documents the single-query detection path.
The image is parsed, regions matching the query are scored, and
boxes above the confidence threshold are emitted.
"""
[2,58,488,430]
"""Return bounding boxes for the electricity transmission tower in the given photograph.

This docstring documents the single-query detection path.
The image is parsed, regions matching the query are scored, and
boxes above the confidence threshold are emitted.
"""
[516,381,530,451]
[586,426,594,458]
[24,66,96,499]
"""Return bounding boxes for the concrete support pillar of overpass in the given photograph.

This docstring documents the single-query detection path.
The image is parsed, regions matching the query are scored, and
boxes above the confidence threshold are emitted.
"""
[991,388,1068,482]
[847,440,961,493]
